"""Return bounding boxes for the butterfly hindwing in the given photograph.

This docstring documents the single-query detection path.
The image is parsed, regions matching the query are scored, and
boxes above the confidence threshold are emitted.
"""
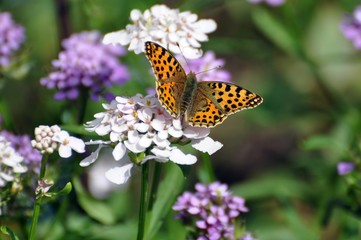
[186,82,263,127]
[198,81,263,113]
[187,89,227,127]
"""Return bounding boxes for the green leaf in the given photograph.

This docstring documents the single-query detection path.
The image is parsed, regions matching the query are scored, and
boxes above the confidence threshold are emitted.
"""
[45,182,72,200]
[144,163,185,240]
[72,177,117,225]
[301,135,336,150]
[252,8,299,56]
[0,226,19,240]
[231,171,309,200]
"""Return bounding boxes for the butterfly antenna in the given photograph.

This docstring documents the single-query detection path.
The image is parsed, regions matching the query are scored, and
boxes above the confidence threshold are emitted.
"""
[195,65,223,76]
[176,42,193,71]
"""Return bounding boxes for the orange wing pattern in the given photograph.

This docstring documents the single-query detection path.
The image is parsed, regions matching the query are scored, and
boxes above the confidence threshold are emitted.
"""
[145,41,187,117]
[188,82,263,127]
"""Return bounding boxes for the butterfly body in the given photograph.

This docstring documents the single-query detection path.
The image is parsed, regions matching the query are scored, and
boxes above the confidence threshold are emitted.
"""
[180,72,198,117]
[145,41,263,128]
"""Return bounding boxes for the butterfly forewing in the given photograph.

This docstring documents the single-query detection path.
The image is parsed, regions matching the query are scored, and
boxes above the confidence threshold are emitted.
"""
[145,41,187,117]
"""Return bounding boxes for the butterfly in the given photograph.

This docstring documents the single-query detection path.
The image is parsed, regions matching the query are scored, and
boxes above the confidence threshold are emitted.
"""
[144,41,263,128]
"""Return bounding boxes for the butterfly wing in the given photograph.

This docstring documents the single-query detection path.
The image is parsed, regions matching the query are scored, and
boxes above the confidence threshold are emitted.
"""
[187,82,263,128]
[145,41,187,118]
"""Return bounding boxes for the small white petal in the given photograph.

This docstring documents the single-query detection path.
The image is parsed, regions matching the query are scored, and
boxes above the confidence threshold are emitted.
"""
[105,163,134,184]
[183,126,210,139]
[151,117,166,131]
[69,136,86,153]
[85,140,111,145]
[168,126,183,138]
[58,144,72,158]
[182,47,202,59]
[157,130,168,140]
[95,124,111,136]
[169,148,197,165]
[136,123,149,133]
[13,164,27,173]
[52,130,69,143]
[172,119,182,130]
[130,9,142,21]
[193,19,217,33]
[124,140,146,153]
[192,137,223,155]
[153,135,170,148]
[139,134,153,148]
[1,172,14,181]
[151,147,171,159]
[103,31,130,45]
[128,130,140,144]
[80,145,104,167]
[113,142,126,161]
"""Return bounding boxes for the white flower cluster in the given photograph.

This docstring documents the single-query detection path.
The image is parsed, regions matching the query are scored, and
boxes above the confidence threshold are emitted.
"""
[103,4,217,59]
[81,94,223,184]
[0,136,27,187]
[31,125,85,158]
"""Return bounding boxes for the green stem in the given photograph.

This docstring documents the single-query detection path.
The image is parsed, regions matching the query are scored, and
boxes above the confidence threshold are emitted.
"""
[29,154,48,240]
[137,161,150,240]
[201,152,216,183]
[148,162,162,211]
[77,88,88,125]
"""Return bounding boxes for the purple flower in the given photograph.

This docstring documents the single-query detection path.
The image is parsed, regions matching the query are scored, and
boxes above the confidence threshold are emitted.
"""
[341,6,361,49]
[40,31,130,101]
[0,130,41,172]
[337,162,355,175]
[173,182,249,239]
[248,0,285,6]
[177,51,232,83]
[0,12,25,67]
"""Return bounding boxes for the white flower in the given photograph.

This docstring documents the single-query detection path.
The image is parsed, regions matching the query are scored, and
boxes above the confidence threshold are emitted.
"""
[52,130,86,158]
[103,4,217,59]
[82,94,222,185]
[0,136,27,187]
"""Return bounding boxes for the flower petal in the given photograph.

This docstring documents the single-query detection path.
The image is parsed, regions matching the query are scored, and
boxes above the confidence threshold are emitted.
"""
[58,144,72,158]
[192,137,223,155]
[105,163,134,184]
[69,136,86,153]
[113,142,126,161]
[80,145,104,167]
[170,148,197,165]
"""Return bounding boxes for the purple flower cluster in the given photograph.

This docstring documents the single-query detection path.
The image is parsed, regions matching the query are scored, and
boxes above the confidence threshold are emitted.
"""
[0,12,25,67]
[40,31,130,101]
[248,0,285,6]
[341,6,361,49]
[337,162,355,175]
[178,51,231,83]
[0,130,41,172]
[173,182,250,240]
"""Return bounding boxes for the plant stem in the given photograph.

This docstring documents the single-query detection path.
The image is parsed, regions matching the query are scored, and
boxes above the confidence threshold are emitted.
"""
[148,162,162,211]
[29,154,48,240]
[137,161,150,240]
[201,152,216,183]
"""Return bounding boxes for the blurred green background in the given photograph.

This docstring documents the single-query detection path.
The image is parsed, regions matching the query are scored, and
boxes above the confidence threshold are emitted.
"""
[1,0,361,239]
